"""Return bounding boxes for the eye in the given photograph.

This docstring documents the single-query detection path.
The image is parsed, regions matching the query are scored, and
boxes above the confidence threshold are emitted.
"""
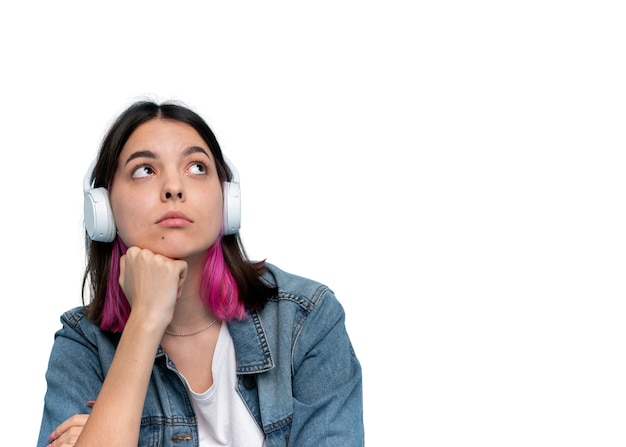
[132,165,154,179]
[188,161,207,175]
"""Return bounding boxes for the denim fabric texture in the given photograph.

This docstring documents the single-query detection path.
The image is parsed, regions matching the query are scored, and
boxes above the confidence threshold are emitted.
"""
[37,263,364,447]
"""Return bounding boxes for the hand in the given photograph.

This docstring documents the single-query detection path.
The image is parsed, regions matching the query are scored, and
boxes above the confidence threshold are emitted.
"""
[119,246,188,329]
[47,414,89,447]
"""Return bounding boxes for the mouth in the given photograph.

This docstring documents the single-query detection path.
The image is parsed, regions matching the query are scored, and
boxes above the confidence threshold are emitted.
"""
[156,211,193,227]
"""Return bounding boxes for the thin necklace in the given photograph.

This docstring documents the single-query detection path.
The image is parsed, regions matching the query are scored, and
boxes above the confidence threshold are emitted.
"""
[164,318,219,337]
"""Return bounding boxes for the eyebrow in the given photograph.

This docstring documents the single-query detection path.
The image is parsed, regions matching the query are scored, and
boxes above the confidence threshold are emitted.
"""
[183,146,211,159]
[124,150,156,166]
[123,146,211,166]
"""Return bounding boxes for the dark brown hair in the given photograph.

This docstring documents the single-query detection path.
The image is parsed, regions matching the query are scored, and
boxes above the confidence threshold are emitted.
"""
[82,100,275,328]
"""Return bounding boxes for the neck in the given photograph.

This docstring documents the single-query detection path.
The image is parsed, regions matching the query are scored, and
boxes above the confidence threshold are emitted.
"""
[168,260,215,329]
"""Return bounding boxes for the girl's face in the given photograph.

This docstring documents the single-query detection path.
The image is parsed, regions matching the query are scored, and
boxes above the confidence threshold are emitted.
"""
[109,118,224,262]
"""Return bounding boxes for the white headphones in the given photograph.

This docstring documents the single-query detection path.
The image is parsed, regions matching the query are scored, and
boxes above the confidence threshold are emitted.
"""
[83,156,241,242]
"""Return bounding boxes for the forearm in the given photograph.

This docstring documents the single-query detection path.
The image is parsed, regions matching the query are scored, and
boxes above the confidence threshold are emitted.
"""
[75,313,163,447]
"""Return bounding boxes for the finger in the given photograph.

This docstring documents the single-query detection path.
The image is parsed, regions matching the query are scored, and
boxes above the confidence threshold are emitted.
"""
[53,427,82,447]
[53,426,84,447]
[175,260,187,299]
[176,259,188,281]
[119,254,126,289]
[50,414,89,446]
[51,414,89,437]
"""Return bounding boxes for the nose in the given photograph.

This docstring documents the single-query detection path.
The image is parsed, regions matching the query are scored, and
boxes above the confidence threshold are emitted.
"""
[161,174,185,201]
[164,191,183,200]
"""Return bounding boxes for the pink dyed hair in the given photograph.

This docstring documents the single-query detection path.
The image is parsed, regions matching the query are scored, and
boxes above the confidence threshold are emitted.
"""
[100,236,247,332]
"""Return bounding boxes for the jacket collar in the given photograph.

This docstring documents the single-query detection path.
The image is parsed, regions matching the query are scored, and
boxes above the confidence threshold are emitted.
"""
[227,309,275,374]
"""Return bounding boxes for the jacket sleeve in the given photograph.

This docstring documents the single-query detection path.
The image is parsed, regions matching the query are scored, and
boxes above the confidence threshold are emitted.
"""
[36,311,108,447]
[289,288,364,446]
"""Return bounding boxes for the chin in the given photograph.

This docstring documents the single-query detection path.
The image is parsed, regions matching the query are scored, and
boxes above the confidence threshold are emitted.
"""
[154,238,217,261]
[149,243,199,259]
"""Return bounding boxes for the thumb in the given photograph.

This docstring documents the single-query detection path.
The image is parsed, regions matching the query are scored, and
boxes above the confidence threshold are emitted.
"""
[176,260,187,300]
[118,254,126,289]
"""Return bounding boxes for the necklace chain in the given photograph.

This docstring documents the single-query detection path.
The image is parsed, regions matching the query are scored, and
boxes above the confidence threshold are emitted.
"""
[164,318,219,337]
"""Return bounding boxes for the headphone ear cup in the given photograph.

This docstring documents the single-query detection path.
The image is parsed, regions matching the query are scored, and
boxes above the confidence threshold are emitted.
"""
[84,186,116,242]
[222,181,241,235]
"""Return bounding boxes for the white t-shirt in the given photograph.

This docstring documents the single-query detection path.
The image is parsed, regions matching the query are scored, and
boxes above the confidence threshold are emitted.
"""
[181,322,266,447]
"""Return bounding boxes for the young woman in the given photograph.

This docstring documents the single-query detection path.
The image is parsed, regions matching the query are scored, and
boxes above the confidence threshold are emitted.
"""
[37,100,363,447]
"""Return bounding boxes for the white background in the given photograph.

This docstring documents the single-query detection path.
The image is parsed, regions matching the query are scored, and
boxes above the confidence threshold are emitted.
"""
[1,1,625,446]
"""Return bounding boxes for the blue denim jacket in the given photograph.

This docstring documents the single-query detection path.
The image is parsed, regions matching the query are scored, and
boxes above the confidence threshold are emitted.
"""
[37,263,364,447]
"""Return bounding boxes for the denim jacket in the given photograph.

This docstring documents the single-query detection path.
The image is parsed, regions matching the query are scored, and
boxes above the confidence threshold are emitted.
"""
[37,263,364,447]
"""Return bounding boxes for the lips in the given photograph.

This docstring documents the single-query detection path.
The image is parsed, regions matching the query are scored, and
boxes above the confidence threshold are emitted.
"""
[156,211,193,227]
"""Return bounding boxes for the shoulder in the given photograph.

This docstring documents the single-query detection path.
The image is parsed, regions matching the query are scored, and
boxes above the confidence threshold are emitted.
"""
[60,306,102,333]
[260,263,343,316]
[60,305,89,327]
[57,306,119,348]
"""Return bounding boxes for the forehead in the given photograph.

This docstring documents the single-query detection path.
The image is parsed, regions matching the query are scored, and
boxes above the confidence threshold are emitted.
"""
[122,118,208,153]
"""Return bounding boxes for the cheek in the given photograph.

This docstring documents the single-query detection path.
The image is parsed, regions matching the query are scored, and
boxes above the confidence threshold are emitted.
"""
[194,189,225,238]
[110,195,146,240]
[205,194,225,229]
